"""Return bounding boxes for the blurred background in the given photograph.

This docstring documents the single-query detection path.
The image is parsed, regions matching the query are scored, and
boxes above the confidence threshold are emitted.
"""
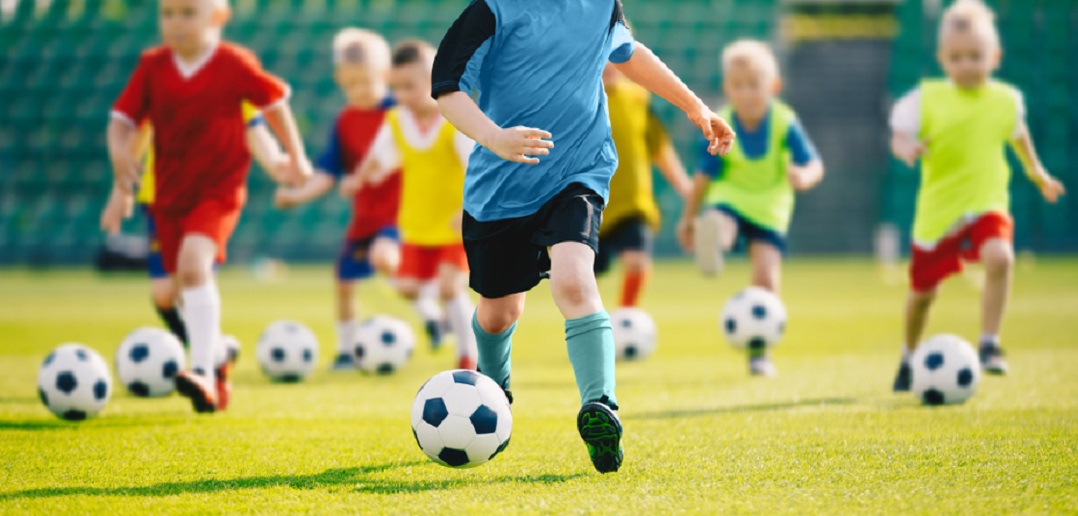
[0,0,1074,267]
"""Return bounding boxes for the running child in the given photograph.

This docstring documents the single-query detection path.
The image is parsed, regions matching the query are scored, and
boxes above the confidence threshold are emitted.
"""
[108,0,312,413]
[677,39,824,377]
[888,0,1064,390]
[349,40,478,370]
[432,0,735,473]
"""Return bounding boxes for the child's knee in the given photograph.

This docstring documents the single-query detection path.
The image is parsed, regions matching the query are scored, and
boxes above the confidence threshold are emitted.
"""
[175,262,210,287]
[552,274,600,308]
[478,298,524,334]
[620,252,649,274]
[910,288,938,307]
[982,241,1014,276]
[397,280,420,300]
[150,280,176,309]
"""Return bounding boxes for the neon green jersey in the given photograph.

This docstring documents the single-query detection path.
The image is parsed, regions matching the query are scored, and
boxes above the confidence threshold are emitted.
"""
[914,80,1019,245]
[705,101,795,233]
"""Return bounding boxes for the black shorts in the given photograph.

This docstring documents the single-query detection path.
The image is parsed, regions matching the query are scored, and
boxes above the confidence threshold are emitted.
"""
[462,183,604,299]
[594,216,654,275]
[715,204,787,253]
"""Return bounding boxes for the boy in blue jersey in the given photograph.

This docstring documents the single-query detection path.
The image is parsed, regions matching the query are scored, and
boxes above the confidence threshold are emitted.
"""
[432,0,735,473]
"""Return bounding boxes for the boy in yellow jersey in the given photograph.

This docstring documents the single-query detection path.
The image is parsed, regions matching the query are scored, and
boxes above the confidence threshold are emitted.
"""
[348,40,478,369]
[888,0,1064,391]
[678,40,824,377]
[100,101,288,406]
[597,64,691,308]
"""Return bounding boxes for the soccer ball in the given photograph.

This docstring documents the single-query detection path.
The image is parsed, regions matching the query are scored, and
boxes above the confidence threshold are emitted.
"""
[910,334,981,406]
[256,320,319,382]
[115,327,185,397]
[411,369,512,468]
[721,286,787,351]
[37,344,112,421]
[610,307,657,360]
[353,315,415,374]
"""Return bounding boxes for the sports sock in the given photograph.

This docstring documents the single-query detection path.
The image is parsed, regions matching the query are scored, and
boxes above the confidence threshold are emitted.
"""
[979,333,1000,348]
[472,311,514,388]
[901,345,911,361]
[619,270,648,307]
[181,282,221,384]
[565,311,617,407]
[446,292,478,360]
[336,320,357,355]
[412,281,441,324]
[155,305,189,347]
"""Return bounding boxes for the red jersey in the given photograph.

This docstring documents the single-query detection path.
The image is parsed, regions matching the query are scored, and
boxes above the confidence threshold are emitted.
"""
[112,42,289,214]
[316,103,402,240]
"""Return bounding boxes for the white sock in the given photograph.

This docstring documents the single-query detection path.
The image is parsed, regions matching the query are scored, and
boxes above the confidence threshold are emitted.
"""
[181,282,221,384]
[980,333,1000,348]
[337,320,357,355]
[445,291,478,360]
[412,281,441,323]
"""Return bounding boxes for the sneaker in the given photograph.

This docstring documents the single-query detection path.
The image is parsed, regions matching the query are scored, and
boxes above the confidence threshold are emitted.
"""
[749,352,777,377]
[331,353,356,371]
[457,356,477,371]
[425,320,444,351]
[577,399,623,474]
[693,209,724,276]
[892,360,911,392]
[979,343,1008,375]
[175,370,218,414]
[214,362,232,411]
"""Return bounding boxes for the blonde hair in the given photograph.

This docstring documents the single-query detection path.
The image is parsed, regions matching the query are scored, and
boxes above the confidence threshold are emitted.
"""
[721,39,779,81]
[939,0,999,48]
[333,28,391,70]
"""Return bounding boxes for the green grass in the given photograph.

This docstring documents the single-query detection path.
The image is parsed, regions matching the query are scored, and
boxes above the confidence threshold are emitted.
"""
[1,258,1076,513]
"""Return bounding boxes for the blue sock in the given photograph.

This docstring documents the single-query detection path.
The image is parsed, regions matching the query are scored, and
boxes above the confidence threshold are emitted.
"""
[472,311,515,388]
[565,311,617,408]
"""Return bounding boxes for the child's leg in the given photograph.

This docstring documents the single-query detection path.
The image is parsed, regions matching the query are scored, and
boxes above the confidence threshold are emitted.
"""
[549,241,616,407]
[151,277,187,346]
[748,241,782,293]
[370,237,401,277]
[438,262,477,364]
[176,235,220,383]
[473,293,525,388]
[904,288,938,354]
[335,280,357,357]
[717,211,739,252]
[979,238,1013,342]
[618,250,650,308]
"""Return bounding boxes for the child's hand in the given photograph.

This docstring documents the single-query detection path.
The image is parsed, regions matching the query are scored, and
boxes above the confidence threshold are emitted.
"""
[787,164,823,192]
[688,107,735,156]
[274,187,297,209]
[100,189,133,234]
[110,154,141,195]
[285,156,313,187]
[891,134,926,167]
[677,216,695,252]
[1034,169,1066,203]
[271,157,293,184]
[483,126,554,165]
[340,174,362,198]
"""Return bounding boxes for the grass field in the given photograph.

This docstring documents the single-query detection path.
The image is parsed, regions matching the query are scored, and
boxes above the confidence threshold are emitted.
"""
[0,258,1076,513]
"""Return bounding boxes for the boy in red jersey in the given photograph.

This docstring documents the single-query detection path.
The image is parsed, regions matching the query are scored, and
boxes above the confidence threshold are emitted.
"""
[274,28,409,370]
[107,0,312,413]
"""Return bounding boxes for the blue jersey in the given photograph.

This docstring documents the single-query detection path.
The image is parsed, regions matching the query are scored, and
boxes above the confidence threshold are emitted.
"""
[432,0,636,221]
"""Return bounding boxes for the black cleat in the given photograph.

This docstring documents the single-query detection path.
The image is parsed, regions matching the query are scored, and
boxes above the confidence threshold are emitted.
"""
[577,399,623,473]
[979,343,1008,375]
[175,371,217,414]
[424,320,443,351]
[892,360,911,392]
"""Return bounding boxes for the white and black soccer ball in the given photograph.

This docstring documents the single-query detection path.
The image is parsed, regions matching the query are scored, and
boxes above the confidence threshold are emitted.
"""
[37,344,112,421]
[721,286,787,351]
[411,370,512,468]
[353,315,415,375]
[256,320,318,382]
[910,334,981,406]
[610,307,657,361]
[115,327,185,397]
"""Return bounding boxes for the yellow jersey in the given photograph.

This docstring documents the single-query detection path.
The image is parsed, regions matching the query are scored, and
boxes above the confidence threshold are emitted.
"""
[601,79,669,236]
[136,101,262,205]
[382,108,469,246]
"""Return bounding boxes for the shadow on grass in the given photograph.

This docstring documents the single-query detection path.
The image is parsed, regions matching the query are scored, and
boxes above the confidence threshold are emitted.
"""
[0,463,584,500]
[626,397,857,420]
[0,417,190,432]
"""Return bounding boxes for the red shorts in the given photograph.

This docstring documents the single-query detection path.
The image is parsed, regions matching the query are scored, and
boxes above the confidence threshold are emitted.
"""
[909,212,1013,292]
[398,242,469,281]
[152,200,242,274]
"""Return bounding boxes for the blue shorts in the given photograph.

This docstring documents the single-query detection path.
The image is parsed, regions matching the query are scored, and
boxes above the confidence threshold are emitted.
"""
[337,226,400,281]
[144,206,168,280]
[714,204,786,253]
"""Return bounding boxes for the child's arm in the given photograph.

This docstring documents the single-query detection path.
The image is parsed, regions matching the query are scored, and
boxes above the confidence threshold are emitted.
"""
[889,89,925,167]
[437,91,554,165]
[106,118,141,194]
[261,103,313,185]
[1011,130,1065,203]
[245,120,290,181]
[788,161,824,192]
[676,173,711,252]
[100,185,134,235]
[275,173,335,209]
[612,44,734,156]
[890,133,925,168]
[785,118,825,191]
[653,140,692,199]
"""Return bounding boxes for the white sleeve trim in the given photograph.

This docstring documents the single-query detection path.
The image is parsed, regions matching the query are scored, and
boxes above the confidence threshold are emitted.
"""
[889,88,920,136]
[110,110,137,128]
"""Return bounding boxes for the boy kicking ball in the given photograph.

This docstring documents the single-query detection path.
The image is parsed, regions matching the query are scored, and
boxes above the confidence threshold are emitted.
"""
[432,0,734,473]
[888,0,1064,391]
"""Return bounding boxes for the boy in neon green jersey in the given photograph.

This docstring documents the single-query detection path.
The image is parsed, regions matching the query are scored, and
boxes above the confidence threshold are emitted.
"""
[888,0,1065,391]
[679,40,824,377]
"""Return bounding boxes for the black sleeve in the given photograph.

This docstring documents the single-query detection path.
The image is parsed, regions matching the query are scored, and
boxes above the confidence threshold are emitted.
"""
[431,0,497,99]
[611,0,626,30]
